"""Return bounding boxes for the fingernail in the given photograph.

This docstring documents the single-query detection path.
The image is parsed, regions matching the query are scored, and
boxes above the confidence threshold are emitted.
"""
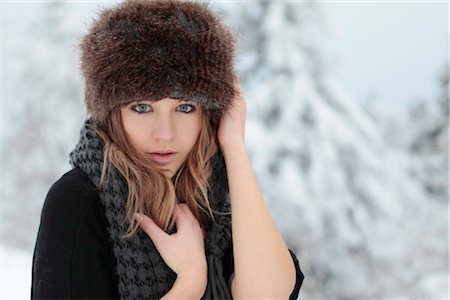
[135,213,143,222]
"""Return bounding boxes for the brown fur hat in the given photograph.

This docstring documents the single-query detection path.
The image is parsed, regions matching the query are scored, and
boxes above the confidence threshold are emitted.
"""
[78,0,237,128]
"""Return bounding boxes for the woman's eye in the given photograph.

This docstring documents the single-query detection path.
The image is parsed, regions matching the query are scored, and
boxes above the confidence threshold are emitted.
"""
[177,104,196,113]
[132,104,151,113]
[130,103,195,114]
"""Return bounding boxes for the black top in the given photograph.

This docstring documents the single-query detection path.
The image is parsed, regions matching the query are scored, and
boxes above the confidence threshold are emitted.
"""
[31,168,304,299]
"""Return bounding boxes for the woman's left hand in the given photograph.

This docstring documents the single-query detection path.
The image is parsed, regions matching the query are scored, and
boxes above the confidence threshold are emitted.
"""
[217,74,247,150]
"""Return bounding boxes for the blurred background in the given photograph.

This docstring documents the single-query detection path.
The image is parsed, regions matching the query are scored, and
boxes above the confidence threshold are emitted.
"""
[1,0,448,299]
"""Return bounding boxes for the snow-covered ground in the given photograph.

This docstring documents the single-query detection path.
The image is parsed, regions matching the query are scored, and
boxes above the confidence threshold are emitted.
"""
[1,244,32,299]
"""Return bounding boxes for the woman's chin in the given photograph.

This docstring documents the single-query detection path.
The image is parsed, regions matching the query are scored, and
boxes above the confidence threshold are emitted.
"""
[162,168,175,179]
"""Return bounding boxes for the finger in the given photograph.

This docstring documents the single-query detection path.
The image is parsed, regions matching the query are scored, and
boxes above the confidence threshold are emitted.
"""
[174,203,188,218]
[178,203,192,216]
[175,205,205,240]
[136,213,169,247]
[176,203,192,220]
[232,73,239,84]
[173,204,188,230]
[178,203,197,223]
[233,74,241,89]
[175,204,200,233]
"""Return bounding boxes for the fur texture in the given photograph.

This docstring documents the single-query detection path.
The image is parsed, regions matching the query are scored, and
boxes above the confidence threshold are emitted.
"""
[79,0,237,128]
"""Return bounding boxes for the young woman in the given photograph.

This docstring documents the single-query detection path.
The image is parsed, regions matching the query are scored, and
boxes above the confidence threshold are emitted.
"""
[31,0,304,299]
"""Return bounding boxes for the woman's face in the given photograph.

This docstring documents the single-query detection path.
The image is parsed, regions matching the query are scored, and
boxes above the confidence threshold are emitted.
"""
[121,98,203,178]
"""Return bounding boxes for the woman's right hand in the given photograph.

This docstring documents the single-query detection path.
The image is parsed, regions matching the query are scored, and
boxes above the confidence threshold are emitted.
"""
[136,203,207,294]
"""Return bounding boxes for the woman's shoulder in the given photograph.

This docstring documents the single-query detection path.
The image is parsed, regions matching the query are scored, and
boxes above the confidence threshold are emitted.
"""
[40,168,103,232]
[32,168,119,298]
[47,168,98,198]
[36,167,111,261]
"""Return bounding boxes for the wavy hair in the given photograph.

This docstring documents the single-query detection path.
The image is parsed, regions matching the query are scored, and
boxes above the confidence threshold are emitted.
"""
[94,106,221,239]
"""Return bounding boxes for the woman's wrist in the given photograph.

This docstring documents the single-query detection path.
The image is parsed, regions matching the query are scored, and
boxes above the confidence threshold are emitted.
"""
[220,139,246,156]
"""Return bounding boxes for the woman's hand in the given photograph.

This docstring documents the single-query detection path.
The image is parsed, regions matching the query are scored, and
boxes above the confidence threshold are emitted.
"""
[136,203,207,295]
[218,74,247,151]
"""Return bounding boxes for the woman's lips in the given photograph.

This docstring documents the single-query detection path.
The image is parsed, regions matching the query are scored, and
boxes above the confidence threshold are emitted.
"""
[148,152,177,164]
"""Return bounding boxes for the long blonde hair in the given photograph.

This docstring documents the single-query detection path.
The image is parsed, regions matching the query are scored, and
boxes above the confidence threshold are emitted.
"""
[94,106,220,238]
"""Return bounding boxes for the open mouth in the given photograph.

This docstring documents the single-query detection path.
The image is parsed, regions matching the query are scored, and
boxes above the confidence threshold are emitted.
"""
[148,152,177,164]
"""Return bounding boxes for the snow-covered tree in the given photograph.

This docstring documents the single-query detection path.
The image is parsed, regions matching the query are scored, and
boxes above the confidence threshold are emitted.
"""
[407,68,448,201]
[2,2,90,248]
[215,1,448,299]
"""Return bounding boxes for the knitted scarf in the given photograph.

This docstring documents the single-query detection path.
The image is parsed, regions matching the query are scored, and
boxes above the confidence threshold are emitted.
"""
[69,118,232,299]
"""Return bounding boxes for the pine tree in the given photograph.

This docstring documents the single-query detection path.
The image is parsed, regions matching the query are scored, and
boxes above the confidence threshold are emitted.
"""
[408,68,448,200]
[2,2,87,249]
[216,1,448,298]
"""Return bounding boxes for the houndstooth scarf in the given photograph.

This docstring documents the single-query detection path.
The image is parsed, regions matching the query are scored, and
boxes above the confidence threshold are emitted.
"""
[69,118,232,299]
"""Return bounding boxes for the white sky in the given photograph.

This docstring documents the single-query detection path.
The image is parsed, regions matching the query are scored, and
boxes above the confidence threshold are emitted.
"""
[322,2,448,112]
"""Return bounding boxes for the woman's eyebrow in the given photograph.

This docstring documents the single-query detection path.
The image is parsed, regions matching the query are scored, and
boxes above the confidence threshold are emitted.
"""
[130,99,194,105]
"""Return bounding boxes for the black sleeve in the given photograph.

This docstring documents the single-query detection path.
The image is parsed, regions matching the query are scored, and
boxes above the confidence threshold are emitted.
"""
[221,238,305,299]
[288,249,305,300]
[222,238,235,290]
[31,168,120,299]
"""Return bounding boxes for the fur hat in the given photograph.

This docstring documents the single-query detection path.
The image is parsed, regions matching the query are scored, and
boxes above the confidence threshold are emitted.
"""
[78,0,237,128]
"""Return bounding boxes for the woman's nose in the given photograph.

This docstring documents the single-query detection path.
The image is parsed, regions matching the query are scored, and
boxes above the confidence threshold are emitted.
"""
[152,117,175,141]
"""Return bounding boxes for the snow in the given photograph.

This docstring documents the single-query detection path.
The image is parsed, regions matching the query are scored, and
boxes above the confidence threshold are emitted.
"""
[0,244,32,299]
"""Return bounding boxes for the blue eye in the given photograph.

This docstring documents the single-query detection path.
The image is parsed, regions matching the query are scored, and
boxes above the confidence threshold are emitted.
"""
[177,104,196,113]
[130,102,196,114]
[132,104,151,113]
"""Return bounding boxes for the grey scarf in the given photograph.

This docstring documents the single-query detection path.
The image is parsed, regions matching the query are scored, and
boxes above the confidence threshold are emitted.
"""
[69,118,232,299]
